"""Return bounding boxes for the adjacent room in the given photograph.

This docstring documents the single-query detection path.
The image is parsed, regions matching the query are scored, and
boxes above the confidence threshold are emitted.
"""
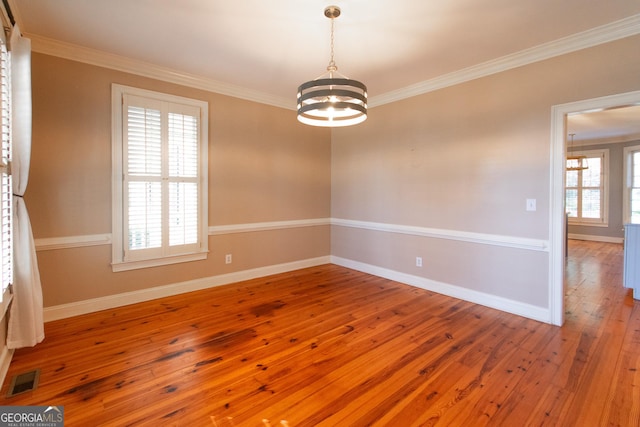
[0,0,639,425]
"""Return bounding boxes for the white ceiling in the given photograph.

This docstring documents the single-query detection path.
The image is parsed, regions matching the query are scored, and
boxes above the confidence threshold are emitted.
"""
[568,105,640,145]
[8,0,640,141]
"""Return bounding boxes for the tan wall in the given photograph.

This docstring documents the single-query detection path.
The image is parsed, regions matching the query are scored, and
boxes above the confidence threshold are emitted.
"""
[27,34,640,313]
[29,53,332,307]
[331,35,640,309]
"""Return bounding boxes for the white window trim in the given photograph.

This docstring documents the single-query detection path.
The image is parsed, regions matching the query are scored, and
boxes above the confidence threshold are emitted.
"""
[111,84,208,272]
[566,148,609,227]
[623,144,640,225]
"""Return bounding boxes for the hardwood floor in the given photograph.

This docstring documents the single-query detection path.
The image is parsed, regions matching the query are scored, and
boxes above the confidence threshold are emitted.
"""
[2,240,638,426]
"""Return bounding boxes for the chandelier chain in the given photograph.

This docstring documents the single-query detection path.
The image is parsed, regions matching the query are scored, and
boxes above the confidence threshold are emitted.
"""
[327,17,337,74]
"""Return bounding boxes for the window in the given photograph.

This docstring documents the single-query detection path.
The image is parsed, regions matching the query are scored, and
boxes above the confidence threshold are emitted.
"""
[112,85,208,271]
[565,149,608,226]
[0,33,11,299]
[624,145,640,224]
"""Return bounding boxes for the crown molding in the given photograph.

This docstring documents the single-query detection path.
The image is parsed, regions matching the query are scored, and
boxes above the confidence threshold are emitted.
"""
[27,33,294,110]
[572,133,640,146]
[27,14,640,110]
[369,14,640,107]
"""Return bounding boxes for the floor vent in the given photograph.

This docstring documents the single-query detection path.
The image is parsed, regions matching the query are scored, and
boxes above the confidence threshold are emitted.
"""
[6,369,40,397]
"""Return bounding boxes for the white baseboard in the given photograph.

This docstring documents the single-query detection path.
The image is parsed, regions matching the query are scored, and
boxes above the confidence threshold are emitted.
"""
[568,234,624,244]
[0,345,14,390]
[331,256,551,324]
[44,253,551,324]
[44,256,331,322]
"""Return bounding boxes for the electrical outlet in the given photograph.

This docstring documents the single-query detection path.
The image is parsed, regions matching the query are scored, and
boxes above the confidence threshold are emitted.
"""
[416,257,423,267]
[225,254,232,264]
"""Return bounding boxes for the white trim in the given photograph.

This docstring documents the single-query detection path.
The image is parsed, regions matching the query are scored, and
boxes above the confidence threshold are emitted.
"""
[550,90,640,327]
[331,218,549,252]
[0,289,11,387]
[43,252,550,323]
[33,219,331,251]
[25,15,640,110]
[568,234,624,244]
[331,256,551,323]
[0,344,13,391]
[33,218,548,252]
[565,148,610,227]
[370,14,640,107]
[111,252,209,273]
[209,218,331,235]
[623,144,640,225]
[44,256,331,322]
[111,84,209,272]
[0,284,12,389]
[35,234,112,251]
[27,34,293,110]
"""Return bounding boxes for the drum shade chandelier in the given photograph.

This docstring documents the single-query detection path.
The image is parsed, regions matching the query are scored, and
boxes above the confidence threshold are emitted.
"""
[297,6,367,127]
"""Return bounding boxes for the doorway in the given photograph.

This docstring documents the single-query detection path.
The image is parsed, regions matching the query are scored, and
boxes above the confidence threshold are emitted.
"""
[549,90,640,326]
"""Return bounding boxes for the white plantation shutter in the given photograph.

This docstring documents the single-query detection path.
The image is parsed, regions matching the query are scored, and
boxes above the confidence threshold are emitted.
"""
[0,36,11,298]
[169,182,198,246]
[0,173,10,294]
[127,105,161,176]
[124,101,162,256]
[1,176,10,298]
[168,112,199,247]
[127,181,162,250]
[113,86,208,270]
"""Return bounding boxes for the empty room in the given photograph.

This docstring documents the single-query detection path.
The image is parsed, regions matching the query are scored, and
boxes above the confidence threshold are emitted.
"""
[0,1,639,425]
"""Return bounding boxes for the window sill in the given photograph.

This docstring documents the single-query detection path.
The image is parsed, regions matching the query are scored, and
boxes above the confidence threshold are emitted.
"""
[112,251,208,272]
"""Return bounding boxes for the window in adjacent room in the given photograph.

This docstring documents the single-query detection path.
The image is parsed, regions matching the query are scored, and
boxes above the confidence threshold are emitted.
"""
[0,31,11,299]
[112,85,208,272]
[565,148,608,226]
[624,145,640,224]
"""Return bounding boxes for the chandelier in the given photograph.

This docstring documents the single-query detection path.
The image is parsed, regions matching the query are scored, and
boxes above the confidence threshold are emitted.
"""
[566,133,588,171]
[297,6,367,127]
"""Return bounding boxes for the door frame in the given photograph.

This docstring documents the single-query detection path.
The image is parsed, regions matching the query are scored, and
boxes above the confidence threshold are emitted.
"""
[549,90,640,326]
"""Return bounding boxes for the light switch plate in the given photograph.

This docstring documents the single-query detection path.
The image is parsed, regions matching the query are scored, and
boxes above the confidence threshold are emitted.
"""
[526,199,536,211]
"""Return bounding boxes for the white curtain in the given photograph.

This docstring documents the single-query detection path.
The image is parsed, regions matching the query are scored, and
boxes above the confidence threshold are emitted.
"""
[7,25,44,349]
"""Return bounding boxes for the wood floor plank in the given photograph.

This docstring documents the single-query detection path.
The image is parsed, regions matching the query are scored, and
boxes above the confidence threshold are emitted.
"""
[328,310,516,425]
[231,294,473,424]
[1,241,638,426]
[305,306,507,426]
